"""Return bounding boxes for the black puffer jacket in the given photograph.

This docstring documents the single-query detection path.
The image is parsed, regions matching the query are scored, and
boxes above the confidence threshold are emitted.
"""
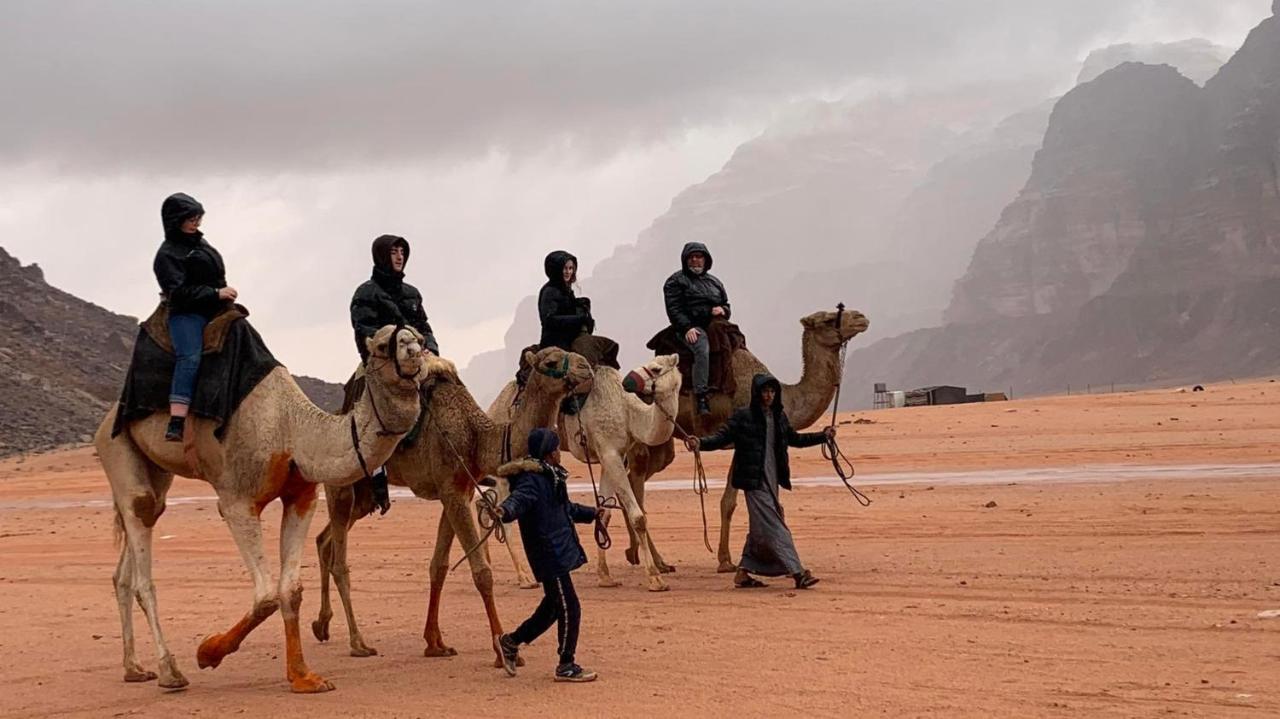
[538,250,594,350]
[350,234,439,360]
[662,241,730,332]
[152,193,228,319]
[498,456,597,583]
[697,374,826,491]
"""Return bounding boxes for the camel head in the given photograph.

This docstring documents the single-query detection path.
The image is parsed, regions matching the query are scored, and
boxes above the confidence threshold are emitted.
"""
[522,346,594,396]
[364,324,426,389]
[800,308,870,348]
[621,354,682,399]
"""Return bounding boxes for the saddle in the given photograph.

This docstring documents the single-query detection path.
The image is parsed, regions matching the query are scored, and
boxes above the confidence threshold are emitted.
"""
[140,302,249,355]
[646,319,745,397]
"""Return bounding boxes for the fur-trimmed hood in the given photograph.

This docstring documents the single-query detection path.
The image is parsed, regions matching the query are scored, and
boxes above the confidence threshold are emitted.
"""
[496,458,543,478]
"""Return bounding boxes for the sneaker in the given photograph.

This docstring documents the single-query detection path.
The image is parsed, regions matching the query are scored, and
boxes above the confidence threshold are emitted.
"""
[496,634,519,677]
[695,395,712,416]
[164,416,185,442]
[554,663,598,683]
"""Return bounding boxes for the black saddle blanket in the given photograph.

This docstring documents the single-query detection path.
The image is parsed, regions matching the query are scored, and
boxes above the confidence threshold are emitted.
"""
[110,314,281,440]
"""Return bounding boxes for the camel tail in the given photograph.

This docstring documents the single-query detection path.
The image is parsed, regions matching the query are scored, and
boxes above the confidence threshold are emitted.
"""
[113,505,125,549]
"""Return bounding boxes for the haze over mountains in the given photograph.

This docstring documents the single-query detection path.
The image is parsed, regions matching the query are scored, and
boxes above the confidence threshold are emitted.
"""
[462,33,1247,406]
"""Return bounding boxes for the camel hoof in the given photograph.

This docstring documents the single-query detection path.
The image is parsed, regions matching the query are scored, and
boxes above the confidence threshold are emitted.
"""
[624,547,640,566]
[518,580,540,590]
[598,577,623,588]
[311,618,331,643]
[195,635,228,670]
[158,675,190,691]
[124,668,157,683]
[423,645,458,658]
[290,672,336,694]
[716,562,737,574]
[349,645,378,658]
[647,580,671,593]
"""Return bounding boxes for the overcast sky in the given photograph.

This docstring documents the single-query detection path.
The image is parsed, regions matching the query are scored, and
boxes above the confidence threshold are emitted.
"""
[0,0,1270,383]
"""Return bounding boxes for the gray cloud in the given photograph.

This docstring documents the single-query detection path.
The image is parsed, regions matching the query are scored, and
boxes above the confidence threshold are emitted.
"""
[2,0,1266,173]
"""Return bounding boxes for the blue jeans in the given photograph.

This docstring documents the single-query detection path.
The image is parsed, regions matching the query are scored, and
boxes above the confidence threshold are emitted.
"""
[682,329,711,395]
[168,313,208,406]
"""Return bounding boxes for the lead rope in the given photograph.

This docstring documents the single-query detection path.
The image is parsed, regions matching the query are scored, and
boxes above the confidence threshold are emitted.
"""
[650,394,713,554]
[423,416,507,573]
[572,395,620,550]
[824,302,871,507]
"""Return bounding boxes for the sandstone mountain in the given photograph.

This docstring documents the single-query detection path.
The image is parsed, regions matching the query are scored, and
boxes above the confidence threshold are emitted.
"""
[846,9,1280,402]
[0,247,343,456]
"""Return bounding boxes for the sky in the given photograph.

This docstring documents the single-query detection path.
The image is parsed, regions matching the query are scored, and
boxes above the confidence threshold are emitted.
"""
[0,0,1271,383]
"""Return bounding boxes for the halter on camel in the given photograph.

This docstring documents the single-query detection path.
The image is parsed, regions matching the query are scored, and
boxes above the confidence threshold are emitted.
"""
[824,303,871,507]
[350,325,421,483]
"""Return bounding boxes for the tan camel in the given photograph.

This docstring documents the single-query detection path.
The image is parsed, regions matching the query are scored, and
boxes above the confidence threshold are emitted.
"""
[627,308,869,573]
[95,325,429,693]
[489,354,683,591]
[310,346,593,664]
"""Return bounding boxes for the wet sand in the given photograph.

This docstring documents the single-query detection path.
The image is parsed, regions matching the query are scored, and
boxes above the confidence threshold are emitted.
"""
[0,379,1277,717]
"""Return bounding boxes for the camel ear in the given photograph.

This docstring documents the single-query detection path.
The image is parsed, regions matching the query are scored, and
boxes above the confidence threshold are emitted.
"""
[523,350,537,368]
[365,335,383,356]
[662,353,679,368]
[800,313,823,330]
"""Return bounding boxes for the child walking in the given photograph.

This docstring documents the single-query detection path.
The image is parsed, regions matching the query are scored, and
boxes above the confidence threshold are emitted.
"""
[494,427,606,682]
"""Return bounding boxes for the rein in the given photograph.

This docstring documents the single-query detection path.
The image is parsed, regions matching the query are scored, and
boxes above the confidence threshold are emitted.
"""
[824,302,871,507]
[426,416,508,573]
[647,387,714,554]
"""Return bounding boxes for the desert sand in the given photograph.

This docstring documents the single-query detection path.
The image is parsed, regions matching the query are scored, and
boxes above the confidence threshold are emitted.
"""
[1,379,1278,717]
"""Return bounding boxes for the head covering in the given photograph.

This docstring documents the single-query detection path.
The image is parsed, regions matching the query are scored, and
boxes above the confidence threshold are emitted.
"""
[680,241,713,274]
[371,234,411,272]
[749,373,783,416]
[543,250,578,286]
[161,193,204,237]
[527,427,561,459]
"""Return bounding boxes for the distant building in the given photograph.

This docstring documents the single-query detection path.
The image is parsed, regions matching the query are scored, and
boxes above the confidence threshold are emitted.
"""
[905,385,971,407]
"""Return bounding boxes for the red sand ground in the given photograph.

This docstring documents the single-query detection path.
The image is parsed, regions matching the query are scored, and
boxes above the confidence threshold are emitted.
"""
[0,379,1277,717]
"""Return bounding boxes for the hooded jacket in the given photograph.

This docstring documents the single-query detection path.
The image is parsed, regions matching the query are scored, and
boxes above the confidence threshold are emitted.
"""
[697,374,827,491]
[498,428,597,582]
[538,250,595,350]
[662,241,730,333]
[152,193,229,319]
[350,234,439,359]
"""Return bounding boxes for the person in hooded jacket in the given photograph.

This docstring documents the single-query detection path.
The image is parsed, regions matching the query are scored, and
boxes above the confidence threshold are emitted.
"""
[495,427,606,683]
[686,374,833,590]
[349,234,439,513]
[538,250,594,352]
[662,241,730,415]
[153,192,237,441]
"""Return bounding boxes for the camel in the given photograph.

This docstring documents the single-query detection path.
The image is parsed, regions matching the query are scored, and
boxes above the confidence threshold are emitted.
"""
[310,346,594,664]
[628,308,869,573]
[488,354,683,591]
[95,325,429,693]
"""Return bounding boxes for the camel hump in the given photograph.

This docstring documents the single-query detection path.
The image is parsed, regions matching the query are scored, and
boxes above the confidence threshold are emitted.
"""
[141,302,249,355]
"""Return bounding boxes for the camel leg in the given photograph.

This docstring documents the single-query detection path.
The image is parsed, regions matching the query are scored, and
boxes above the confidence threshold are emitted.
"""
[323,493,377,657]
[602,451,668,592]
[195,499,280,673]
[278,490,334,693]
[446,492,518,669]
[113,548,156,683]
[311,524,334,643]
[623,469,643,567]
[630,475,675,573]
[100,429,187,690]
[422,515,459,657]
[716,469,740,573]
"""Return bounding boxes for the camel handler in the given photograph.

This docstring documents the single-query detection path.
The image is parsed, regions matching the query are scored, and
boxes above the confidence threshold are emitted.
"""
[153,192,237,442]
[495,428,607,683]
[662,241,729,416]
[685,373,832,590]
[349,234,439,513]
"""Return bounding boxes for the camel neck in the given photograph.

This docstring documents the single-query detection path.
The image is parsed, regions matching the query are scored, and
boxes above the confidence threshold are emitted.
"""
[787,331,842,429]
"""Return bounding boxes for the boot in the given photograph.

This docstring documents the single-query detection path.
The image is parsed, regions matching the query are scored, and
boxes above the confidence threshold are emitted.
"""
[696,394,712,416]
[370,468,391,515]
[164,416,185,442]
